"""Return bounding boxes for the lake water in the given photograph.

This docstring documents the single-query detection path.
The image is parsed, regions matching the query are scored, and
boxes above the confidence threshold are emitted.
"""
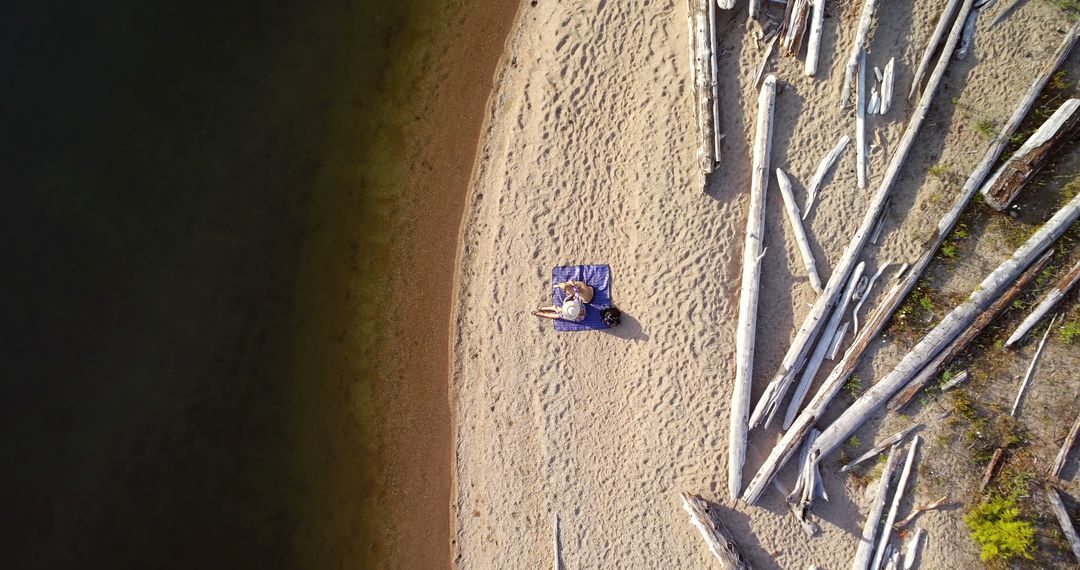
[0,0,503,567]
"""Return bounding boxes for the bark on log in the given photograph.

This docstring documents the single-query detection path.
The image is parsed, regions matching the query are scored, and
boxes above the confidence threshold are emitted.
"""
[841,0,878,107]
[803,135,851,218]
[979,448,1005,492]
[754,34,780,90]
[782,0,812,56]
[851,446,901,570]
[872,436,920,570]
[688,0,717,179]
[856,50,869,189]
[955,10,978,60]
[784,263,866,429]
[729,75,777,500]
[1010,313,1056,416]
[981,99,1080,211]
[777,168,824,293]
[804,0,825,76]
[1050,411,1080,478]
[1047,486,1080,564]
[889,249,1054,410]
[909,0,962,99]
[680,492,753,570]
[841,424,921,473]
[809,188,1080,479]
[1007,259,1080,347]
[746,0,973,437]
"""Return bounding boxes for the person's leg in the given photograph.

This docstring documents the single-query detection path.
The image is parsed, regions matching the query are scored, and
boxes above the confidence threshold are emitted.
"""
[532,306,561,320]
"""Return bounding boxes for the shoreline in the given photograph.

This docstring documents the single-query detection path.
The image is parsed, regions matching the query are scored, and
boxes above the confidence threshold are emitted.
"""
[379,1,519,567]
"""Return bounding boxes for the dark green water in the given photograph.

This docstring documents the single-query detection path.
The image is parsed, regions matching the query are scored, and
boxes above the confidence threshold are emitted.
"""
[0,0,464,567]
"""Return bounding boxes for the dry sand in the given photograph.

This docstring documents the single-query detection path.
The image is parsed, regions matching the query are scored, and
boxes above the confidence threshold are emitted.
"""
[451,1,1079,568]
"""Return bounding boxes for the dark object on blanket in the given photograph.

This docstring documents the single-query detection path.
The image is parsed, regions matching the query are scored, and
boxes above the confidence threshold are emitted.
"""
[601,307,621,328]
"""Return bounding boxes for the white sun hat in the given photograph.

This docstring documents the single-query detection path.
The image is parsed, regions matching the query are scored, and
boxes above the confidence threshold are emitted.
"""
[560,297,583,320]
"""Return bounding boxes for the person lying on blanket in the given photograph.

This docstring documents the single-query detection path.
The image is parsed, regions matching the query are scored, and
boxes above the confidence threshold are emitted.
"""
[532,280,594,322]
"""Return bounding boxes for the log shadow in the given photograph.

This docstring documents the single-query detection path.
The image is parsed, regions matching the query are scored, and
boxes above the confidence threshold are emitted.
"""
[700,496,783,570]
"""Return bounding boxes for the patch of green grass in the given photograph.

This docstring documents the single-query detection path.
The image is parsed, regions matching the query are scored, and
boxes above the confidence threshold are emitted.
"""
[939,243,959,261]
[975,118,997,138]
[1045,0,1080,20]
[951,389,978,422]
[1060,320,1080,344]
[844,374,863,398]
[928,164,948,179]
[847,435,861,449]
[965,494,1036,562]
[918,291,934,312]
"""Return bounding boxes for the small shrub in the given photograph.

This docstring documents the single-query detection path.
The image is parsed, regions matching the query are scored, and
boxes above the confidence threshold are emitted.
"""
[928,164,947,179]
[975,118,997,138]
[940,243,958,261]
[847,435,861,449]
[965,495,1036,562]
[844,374,863,398]
[1061,321,1080,344]
[918,292,934,312]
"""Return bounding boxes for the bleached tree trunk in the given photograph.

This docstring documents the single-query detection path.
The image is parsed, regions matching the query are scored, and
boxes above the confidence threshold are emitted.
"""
[1050,411,1080,478]
[729,75,777,500]
[981,99,1080,210]
[746,0,974,436]
[687,0,716,179]
[872,436,920,570]
[851,446,901,570]
[744,20,1080,494]
[1007,259,1080,347]
[910,0,962,98]
[902,528,925,570]
[840,0,878,107]
[804,0,825,76]
[783,263,866,430]
[803,135,851,218]
[1047,486,1080,564]
[777,168,824,293]
[1010,314,1057,416]
[939,370,969,392]
[681,492,752,570]
[889,249,1054,410]
[553,514,561,570]
[808,189,1080,478]
[856,50,868,189]
[880,57,895,115]
[851,262,891,336]
[841,423,920,473]
[895,495,948,529]
[826,320,850,360]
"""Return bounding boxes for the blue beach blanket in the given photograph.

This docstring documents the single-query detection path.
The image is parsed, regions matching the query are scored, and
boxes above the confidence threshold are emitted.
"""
[551,264,612,331]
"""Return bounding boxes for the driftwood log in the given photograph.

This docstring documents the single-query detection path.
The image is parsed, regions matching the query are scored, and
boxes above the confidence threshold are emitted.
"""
[889,249,1054,410]
[981,99,1080,210]
[783,263,866,429]
[826,320,850,360]
[1006,258,1080,347]
[840,0,878,107]
[740,15,1080,509]
[851,446,901,570]
[910,0,962,98]
[687,0,717,179]
[851,262,891,336]
[553,514,562,570]
[872,436,920,570]
[1050,411,1080,478]
[807,189,1080,484]
[1010,314,1057,416]
[1046,486,1080,564]
[729,75,777,500]
[856,49,868,189]
[777,168,824,293]
[746,0,974,437]
[895,495,948,529]
[782,0,813,56]
[902,528,925,570]
[841,424,921,472]
[979,448,1005,492]
[680,492,752,570]
[804,0,825,76]
[803,134,851,218]
[939,370,969,393]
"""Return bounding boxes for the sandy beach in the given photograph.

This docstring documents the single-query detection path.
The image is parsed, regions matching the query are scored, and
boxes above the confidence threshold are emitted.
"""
[451,1,1080,568]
